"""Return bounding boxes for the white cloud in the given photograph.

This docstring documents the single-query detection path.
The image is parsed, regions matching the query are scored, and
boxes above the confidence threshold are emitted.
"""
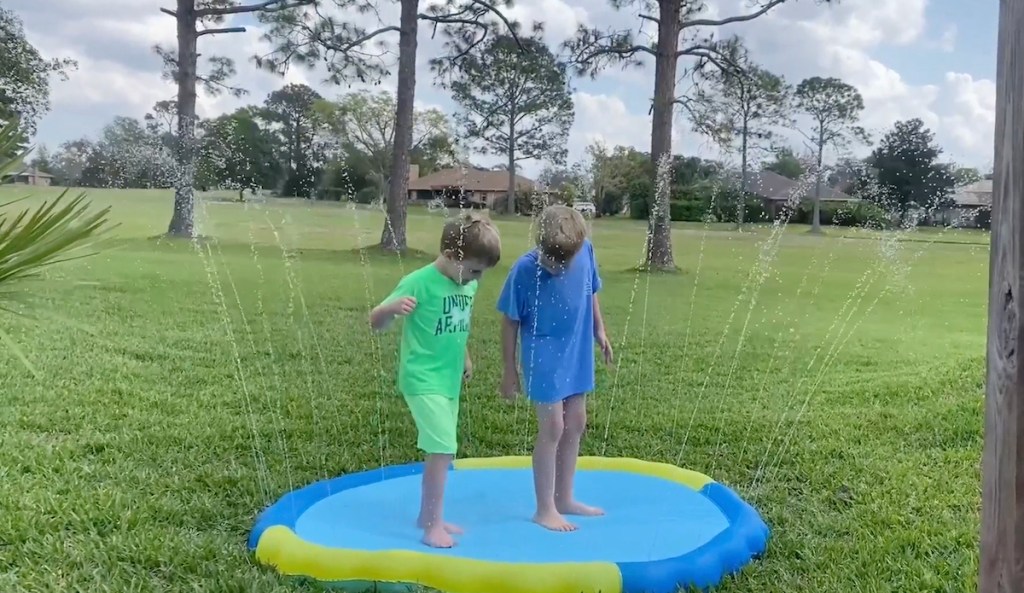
[572,92,650,154]
[20,7,316,131]
[939,72,996,166]
[701,0,992,168]
[825,46,942,132]
[938,24,958,52]
[700,0,927,50]
[505,0,591,40]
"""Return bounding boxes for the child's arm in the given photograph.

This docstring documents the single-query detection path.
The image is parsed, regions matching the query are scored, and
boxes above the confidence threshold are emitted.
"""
[370,275,418,331]
[496,261,524,398]
[497,268,523,368]
[499,316,520,398]
[501,316,519,371]
[589,238,613,364]
[369,296,416,332]
[463,348,473,381]
[592,294,607,338]
[593,295,613,365]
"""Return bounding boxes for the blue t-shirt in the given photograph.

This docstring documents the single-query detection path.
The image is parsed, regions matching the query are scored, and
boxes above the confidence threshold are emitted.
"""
[496,239,602,403]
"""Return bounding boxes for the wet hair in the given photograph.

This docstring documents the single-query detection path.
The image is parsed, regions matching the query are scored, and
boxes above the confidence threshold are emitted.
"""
[535,204,587,265]
[439,210,502,267]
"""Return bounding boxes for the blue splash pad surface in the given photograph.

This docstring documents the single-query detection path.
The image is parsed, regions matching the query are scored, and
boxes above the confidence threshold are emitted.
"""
[294,468,730,563]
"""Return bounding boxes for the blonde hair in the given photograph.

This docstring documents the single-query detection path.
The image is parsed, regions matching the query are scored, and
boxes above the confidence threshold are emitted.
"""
[440,210,502,267]
[535,204,587,265]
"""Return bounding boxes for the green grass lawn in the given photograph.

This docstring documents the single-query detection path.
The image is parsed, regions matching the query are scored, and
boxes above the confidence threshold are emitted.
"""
[0,187,986,592]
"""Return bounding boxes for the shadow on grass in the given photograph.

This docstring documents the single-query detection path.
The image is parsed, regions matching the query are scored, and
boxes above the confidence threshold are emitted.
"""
[836,232,988,247]
[629,263,684,275]
[342,243,435,262]
[139,235,435,264]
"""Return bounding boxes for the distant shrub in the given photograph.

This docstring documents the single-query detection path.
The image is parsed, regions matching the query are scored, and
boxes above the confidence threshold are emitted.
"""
[787,201,891,229]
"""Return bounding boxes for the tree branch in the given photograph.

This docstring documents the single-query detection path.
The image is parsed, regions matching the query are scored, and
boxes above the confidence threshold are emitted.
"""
[676,42,716,59]
[160,7,177,17]
[325,25,401,52]
[197,27,247,37]
[420,10,492,63]
[681,0,786,29]
[671,96,701,120]
[676,42,745,81]
[419,15,481,27]
[468,0,521,47]
[423,0,525,63]
[639,14,659,25]
[580,44,655,63]
[198,73,247,97]
[197,0,314,17]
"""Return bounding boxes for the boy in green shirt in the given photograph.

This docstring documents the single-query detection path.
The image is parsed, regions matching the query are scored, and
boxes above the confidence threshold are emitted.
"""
[369,211,502,548]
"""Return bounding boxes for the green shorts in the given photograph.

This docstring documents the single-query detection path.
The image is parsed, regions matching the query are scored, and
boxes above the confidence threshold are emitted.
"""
[404,394,460,455]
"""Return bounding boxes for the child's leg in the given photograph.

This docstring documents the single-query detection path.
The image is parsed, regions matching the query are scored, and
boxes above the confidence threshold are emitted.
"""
[555,393,604,516]
[418,453,458,546]
[532,401,576,531]
[405,394,462,547]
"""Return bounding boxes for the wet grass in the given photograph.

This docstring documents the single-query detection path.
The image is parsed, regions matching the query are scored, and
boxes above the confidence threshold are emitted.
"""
[0,187,985,592]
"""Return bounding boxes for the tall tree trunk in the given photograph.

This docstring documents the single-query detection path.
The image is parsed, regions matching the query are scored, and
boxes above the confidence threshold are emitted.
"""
[506,115,516,215]
[292,119,302,197]
[380,0,418,252]
[738,119,748,230]
[810,127,824,234]
[167,0,198,238]
[646,0,681,270]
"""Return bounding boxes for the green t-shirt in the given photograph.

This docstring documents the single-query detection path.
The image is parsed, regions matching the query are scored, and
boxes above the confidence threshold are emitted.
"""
[383,263,478,399]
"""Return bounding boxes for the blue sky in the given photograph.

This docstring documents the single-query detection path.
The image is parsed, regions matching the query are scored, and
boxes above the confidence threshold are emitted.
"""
[10,0,1001,176]
[881,0,996,85]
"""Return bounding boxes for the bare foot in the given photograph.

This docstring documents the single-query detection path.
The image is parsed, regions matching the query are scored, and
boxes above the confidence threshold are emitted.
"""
[557,500,605,516]
[533,510,577,532]
[417,519,463,535]
[421,525,456,548]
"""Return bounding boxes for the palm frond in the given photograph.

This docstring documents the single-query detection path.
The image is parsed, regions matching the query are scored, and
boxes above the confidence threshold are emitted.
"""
[0,122,118,291]
[0,119,31,179]
[0,117,117,374]
[0,189,116,286]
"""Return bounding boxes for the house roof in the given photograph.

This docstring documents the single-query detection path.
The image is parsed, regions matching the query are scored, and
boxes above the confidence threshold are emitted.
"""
[14,166,54,178]
[408,167,537,192]
[748,169,855,202]
[952,179,992,206]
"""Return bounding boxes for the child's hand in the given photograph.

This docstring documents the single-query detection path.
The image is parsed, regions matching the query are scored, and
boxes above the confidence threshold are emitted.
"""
[596,331,613,365]
[463,358,473,382]
[389,296,417,316]
[499,370,520,401]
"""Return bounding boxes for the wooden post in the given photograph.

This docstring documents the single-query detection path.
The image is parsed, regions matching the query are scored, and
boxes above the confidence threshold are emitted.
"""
[982,1,1024,591]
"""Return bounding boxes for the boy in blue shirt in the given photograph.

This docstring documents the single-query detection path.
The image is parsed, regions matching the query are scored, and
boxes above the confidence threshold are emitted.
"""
[496,205,613,532]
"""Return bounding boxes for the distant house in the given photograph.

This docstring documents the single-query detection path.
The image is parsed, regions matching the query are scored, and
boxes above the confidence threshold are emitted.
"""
[746,169,857,218]
[5,167,54,186]
[936,179,991,228]
[406,164,542,211]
